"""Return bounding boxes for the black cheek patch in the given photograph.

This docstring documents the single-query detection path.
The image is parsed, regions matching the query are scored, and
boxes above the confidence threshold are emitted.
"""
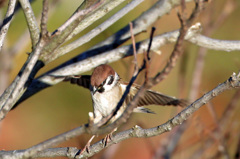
[107,76,114,85]
[98,87,105,93]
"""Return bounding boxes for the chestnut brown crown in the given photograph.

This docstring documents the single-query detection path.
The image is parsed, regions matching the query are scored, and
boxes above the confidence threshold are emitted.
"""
[90,64,115,87]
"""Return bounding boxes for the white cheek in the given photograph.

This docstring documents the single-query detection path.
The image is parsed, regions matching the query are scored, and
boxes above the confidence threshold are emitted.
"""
[103,83,114,92]
[104,72,119,92]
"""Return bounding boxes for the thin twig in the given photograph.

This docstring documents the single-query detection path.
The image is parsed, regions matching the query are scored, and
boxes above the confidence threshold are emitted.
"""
[145,27,155,83]
[189,0,236,101]
[0,0,17,51]
[89,0,193,54]
[0,0,21,93]
[158,0,205,156]
[19,0,40,47]
[54,0,100,34]
[65,0,127,41]
[39,0,102,63]
[129,22,138,72]
[152,0,203,85]
[40,0,49,38]
[48,0,145,64]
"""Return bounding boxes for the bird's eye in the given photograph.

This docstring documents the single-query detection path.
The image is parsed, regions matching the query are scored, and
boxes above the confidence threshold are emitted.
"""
[107,76,114,85]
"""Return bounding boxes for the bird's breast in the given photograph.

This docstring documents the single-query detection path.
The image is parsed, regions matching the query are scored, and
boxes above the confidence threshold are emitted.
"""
[92,85,123,117]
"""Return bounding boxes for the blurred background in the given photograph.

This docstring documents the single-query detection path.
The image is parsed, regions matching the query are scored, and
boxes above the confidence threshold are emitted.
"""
[0,0,240,158]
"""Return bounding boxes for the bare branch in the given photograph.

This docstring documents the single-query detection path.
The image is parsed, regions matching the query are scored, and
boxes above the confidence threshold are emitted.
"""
[0,0,17,51]
[0,0,55,120]
[1,125,86,159]
[55,0,100,34]
[189,0,237,101]
[40,0,49,38]
[19,0,40,47]
[0,0,59,96]
[0,39,45,121]
[65,0,128,41]
[92,0,194,50]
[189,89,240,158]
[129,22,138,70]
[39,1,102,63]
[48,0,145,64]
[152,0,204,85]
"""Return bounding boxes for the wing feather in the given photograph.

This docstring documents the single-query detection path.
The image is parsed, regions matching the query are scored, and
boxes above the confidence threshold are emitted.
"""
[127,85,187,107]
[63,75,91,89]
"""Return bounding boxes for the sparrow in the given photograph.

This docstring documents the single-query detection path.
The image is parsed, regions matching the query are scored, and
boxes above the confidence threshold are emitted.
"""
[64,64,186,124]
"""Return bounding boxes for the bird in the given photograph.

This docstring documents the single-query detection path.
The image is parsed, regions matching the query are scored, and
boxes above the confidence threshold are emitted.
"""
[63,64,187,124]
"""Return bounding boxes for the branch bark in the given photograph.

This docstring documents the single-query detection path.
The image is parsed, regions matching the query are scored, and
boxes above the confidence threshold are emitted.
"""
[0,39,45,120]
[52,0,145,63]
[19,0,40,47]
[0,0,17,51]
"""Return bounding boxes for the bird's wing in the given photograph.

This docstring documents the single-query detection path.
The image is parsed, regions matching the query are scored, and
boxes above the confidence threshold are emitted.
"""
[125,84,187,107]
[63,75,91,89]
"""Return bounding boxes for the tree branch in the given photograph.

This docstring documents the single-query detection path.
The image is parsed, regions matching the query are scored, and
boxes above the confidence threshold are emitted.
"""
[19,0,40,47]
[52,0,145,63]
[0,0,17,51]
[1,72,239,158]
[91,0,193,50]
[40,0,49,38]
[65,0,128,41]
[0,0,54,120]
[38,0,103,63]
[53,0,100,34]
[0,39,45,121]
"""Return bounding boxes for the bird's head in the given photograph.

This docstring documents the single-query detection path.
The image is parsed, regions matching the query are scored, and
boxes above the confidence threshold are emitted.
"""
[90,64,119,95]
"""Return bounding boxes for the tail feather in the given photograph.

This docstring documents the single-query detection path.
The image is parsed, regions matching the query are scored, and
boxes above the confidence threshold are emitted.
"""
[133,107,156,114]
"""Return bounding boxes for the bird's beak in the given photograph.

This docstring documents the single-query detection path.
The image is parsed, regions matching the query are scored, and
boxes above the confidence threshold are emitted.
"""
[92,87,97,95]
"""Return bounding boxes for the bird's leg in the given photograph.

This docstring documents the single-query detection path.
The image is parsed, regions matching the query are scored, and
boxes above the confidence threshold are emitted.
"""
[102,128,117,147]
[77,135,95,156]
